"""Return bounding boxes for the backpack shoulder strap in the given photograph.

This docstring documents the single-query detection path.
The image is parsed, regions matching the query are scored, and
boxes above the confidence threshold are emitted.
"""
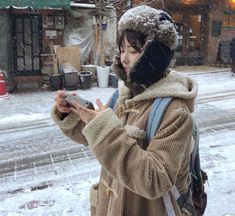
[108,89,119,109]
[146,97,173,142]
[191,120,199,175]
[146,97,181,216]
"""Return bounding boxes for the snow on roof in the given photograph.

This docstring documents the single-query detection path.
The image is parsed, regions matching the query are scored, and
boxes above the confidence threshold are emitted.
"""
[70,2,96,9]
[70,2,115,10]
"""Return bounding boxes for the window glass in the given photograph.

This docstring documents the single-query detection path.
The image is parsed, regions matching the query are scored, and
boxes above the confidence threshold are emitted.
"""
[223,12,235,27]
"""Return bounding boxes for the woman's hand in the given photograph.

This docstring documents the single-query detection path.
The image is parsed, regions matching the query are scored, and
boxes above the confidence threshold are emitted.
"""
[70,98,106,124]
[54,90,71,113]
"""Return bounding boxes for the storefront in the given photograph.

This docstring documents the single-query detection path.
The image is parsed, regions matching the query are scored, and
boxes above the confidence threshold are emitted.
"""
[165,0,235,66]
[165,1,209,66]
[0,0,70,91]
[0,1,117,91]
[119,0,235,66]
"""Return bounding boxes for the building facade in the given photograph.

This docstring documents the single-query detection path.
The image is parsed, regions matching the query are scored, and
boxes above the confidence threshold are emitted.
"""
[114,0,235,66]
[1,0,234,91]
[0,1,116,91]
[0,1,70,91]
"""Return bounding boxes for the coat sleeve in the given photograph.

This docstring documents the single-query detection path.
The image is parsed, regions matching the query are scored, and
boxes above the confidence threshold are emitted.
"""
[82,107,193,199]
[51,105,88,146]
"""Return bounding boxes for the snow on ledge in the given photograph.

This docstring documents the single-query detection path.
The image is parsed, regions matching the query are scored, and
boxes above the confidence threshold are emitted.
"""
[70,2,115,10]
[70,2,96,9]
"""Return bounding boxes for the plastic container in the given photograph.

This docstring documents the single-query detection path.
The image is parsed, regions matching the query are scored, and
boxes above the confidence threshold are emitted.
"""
[96,66,110,88]
[110,73,118,88]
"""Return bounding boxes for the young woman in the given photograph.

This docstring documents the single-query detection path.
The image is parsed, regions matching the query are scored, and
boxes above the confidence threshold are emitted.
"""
[51,5,198,216]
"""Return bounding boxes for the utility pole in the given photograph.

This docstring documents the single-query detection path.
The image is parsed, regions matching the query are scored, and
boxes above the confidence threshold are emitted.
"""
[94,0,108,67]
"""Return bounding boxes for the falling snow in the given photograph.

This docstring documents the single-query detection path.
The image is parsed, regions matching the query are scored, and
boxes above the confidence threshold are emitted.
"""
[0,69,235,216]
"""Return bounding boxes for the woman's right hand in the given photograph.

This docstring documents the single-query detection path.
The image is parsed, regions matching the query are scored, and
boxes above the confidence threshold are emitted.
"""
[54,90,71,113]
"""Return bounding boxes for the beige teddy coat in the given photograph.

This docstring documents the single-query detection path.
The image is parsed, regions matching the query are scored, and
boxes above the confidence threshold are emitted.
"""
[51,71,198,216]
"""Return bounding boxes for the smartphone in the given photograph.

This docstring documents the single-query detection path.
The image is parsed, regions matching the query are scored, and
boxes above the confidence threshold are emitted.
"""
[64,94,95,110]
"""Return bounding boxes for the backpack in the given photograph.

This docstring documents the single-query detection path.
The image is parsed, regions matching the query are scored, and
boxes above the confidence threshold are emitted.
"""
[109,90,208,216]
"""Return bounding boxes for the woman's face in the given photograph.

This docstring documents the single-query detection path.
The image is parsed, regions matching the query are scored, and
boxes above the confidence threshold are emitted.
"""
[120,36,141,74]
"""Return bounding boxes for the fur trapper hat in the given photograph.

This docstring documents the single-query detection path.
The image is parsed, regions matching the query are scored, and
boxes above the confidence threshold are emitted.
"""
[112,5,179,86]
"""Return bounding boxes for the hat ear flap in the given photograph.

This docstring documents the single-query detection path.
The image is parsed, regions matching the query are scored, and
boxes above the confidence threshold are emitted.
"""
[130,40,174,85]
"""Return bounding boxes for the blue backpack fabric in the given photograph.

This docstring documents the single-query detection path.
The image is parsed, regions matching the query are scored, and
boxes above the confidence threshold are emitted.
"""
[108,89,207,216]
[109,89,119,110]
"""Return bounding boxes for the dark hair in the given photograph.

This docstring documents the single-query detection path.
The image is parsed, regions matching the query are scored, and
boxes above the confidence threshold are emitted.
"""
[118,29,146,53]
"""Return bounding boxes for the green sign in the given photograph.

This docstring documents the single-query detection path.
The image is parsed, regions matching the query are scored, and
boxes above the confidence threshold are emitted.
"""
[212,20,222,37]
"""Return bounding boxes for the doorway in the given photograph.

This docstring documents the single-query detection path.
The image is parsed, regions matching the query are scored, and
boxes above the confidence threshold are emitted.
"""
[172,14,203,65]
[12,14,42,76]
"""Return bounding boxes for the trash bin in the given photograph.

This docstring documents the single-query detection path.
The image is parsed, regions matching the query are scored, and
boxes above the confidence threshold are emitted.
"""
[81,65,97,83]
[110,73,118,88]
[97,66,110,88]
[49,74,64,91]
[78,71,92,89]
[64,72,79,90]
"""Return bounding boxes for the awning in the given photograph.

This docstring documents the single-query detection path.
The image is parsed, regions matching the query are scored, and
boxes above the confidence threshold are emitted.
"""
[0,0,71,9]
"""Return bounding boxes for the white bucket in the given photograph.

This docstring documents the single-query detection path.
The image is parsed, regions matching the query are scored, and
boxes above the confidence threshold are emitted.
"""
[96,66,110,88]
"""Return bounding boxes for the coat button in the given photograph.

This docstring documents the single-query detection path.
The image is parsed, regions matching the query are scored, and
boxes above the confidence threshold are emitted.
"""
[105,189,111,196]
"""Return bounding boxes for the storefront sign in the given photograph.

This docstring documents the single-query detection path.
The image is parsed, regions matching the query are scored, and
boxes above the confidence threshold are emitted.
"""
[45,30,57,39]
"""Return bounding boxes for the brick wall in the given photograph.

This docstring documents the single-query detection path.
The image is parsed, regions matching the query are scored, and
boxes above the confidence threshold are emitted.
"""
[207,6,235,64]
[114,0,235,65]
[132,0,164,9]
[133,0,142,5]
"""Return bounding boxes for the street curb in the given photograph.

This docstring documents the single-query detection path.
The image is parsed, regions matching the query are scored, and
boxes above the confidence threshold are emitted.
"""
[173,68,231,75]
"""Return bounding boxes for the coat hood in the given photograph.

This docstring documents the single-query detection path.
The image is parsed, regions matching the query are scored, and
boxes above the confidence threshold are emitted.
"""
[117,71,198,113]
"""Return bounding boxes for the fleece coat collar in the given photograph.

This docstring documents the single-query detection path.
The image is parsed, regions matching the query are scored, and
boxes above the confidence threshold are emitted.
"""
[116,71,198,113]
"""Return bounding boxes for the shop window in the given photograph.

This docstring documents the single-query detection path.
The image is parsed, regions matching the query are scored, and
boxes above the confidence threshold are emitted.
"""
[172,14,183,54]
[223,12,235,28]
[171,13,202,60]
[189,15,201,55]
[212,21,222,37]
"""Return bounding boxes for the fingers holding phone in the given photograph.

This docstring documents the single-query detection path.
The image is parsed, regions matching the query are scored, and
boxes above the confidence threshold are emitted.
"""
[96,98,107,111]
[54,91,106,124]
[54,90,71,113]
[64,94,95,110]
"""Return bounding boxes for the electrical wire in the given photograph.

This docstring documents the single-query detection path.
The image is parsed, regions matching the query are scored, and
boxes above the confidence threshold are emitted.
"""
[135,0,165,8]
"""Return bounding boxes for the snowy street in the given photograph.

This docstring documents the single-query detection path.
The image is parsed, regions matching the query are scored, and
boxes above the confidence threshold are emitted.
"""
[0,70,235,216]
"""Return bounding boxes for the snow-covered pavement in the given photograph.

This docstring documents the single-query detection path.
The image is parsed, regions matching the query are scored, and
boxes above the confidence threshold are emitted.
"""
[0,70,235,216]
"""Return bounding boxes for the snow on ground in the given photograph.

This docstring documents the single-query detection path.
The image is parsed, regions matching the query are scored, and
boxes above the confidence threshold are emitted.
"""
[201,130,235,216]
[0,86,116,121]
[0,157,100,216]
[0,71,235,215]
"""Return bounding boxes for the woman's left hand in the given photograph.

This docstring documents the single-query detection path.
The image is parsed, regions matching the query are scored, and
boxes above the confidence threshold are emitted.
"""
[70,98,106,124]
